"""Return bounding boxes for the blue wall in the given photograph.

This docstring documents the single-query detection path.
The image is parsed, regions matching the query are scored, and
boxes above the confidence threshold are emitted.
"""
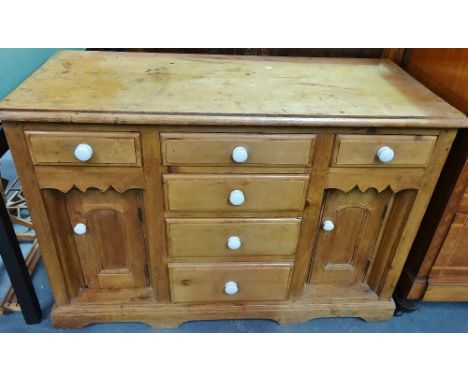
[0,48,84,100]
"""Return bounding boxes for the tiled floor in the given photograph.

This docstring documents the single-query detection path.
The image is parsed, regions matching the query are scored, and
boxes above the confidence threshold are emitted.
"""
[1,152,467,333]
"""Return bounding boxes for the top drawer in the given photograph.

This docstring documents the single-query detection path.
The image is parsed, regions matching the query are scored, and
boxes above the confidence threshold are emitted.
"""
[333,134,437,167]
[160,133,315,166]
[26,131,142,166]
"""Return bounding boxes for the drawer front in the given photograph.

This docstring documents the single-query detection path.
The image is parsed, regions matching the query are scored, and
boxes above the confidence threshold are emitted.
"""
[333,134,436,167]
[166,218,301,258]
[164,174,309,212]
[26,131,141,166]
[169,263,292,303]
[161,133,315,166]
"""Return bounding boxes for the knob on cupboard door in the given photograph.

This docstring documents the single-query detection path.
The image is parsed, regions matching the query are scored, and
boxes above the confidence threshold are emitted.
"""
[74,143,93,161]
[377,146,395,163]
[232,146,248,163]
[73,223,87,235]
[227,236,241,250]
[224,281,239,295]
[229,190,245,206]
[322,220,335,231]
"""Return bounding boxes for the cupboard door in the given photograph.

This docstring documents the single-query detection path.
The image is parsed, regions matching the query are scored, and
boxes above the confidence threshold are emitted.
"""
[66,189,147,289]
[309,188,392,286]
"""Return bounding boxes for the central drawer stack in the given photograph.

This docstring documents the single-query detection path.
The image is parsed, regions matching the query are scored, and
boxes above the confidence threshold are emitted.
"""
[161,133,315,303]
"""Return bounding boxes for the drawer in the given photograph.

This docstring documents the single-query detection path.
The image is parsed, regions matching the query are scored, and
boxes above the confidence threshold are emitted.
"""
[169,262,292,303]
[25,131,142,166]
[166,218,301,258]
[164,174,309,212]
[333,134,437,167]
[161,133,315,166]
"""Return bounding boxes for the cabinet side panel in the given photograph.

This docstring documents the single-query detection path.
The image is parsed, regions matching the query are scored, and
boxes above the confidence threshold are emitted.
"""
[3,122,70,304]
[42,189,84,298]
[378,129,458,299]
[366,189,417,293]
[397,131,468,300]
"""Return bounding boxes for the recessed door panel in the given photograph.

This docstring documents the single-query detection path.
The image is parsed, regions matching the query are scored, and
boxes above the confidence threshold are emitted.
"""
[66,189,147,289]
[309,188,392,287]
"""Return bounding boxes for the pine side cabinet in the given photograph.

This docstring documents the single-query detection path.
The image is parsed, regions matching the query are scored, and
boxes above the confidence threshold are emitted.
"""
[0,51,466,328]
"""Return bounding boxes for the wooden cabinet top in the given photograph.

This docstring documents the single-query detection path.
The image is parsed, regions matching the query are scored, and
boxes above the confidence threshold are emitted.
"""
[0,50,466,128]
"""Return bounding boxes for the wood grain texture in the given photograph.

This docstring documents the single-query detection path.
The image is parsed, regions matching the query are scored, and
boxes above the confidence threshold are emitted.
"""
[366,190,417,293]
[35,166,145,193]
[403,48,468,114]
[1,52,464,326]
[309,188,392,286]
[333,134,436,167]
[2,111,466,128]
[51,298,396,328]
[381,49,406,65]
[429,211,468,278]
[3,123,70,304]
[378,129,457,299]
[325,167,424,193]
[288,134,335,298]
[0,51,465,123]
[169,262,292,303]
[42,190,84,298]
[25,130,141,166]
[140,129,171,303]
[397,131,468,301]
[163,174,309,212]
[166,218,301,259]
[161,133,315,166]
[65,189,148,289]
[394,48,468,303]
[424,282,468,301]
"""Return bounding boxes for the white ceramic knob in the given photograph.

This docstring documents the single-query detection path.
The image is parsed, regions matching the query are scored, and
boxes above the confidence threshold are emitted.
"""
[74,143,93,162]
[377,146,395,163]
[224,281,239,295]
[232,146,248,163]
[73,223,87,235]
[229,190,245,206]
[227,236,241,250]
[322,220,335,232]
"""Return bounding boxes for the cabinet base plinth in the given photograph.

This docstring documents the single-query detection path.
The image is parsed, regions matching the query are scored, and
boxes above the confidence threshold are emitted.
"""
[51,300,396,329]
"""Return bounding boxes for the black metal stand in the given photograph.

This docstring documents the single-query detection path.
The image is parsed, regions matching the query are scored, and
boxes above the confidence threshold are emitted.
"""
[393,289,422,317]
[0,126,42,324]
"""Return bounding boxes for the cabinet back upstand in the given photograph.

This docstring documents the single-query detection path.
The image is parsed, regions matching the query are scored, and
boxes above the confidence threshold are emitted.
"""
[0,51,466,328]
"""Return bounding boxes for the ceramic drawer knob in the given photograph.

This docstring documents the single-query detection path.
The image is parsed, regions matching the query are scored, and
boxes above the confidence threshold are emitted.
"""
[229,189,245,206]
[322,219,335,232]
[73,223,87,235]
[377,146,395,163]
[74,143,93,161]
[227,236,242,250]
[224,281,239,295]
[232,146,248,163]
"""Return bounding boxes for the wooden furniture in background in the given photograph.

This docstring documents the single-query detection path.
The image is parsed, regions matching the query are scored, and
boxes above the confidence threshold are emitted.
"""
[0,50,466,328]
[403,49,468,115]
[396,48,468,305]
